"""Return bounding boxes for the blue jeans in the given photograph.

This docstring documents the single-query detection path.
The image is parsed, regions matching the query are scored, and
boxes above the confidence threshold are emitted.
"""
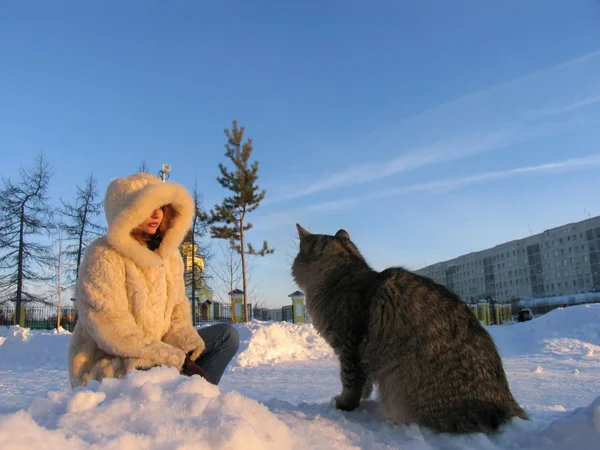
[194,323,239,385]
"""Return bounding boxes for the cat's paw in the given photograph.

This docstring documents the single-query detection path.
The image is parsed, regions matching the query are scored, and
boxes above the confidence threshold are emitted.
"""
[333,395,359,411]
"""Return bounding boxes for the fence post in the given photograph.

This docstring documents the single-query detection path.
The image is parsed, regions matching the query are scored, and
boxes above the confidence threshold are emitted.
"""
[229,289,244,323]
[288,291,306,324]
[13,306,26,327]
[469,303,479,320]
[477,300,491,325]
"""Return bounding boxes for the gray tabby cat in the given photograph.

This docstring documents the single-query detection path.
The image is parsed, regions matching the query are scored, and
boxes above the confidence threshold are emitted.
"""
[291,224,528,434]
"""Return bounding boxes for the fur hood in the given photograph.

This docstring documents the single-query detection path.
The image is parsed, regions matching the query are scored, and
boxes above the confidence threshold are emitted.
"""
[104,172,194,269]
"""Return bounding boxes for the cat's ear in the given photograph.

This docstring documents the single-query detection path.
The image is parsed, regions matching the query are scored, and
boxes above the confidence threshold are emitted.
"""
[335,229,350,240]
[296,224,311,240]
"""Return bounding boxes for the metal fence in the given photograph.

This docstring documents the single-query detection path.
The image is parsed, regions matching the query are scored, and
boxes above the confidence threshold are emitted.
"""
[281,305,293,322]
[192,301,238,325]
[0,300,307,331]
[0,301,245,331]
[0,305,78,332]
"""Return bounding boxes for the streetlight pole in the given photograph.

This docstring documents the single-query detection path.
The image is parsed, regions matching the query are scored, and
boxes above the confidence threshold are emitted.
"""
[57,225,63,330]
[158,164,171,182]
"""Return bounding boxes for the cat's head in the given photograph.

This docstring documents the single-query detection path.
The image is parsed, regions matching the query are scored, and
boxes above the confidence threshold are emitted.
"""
[291,224,365,289]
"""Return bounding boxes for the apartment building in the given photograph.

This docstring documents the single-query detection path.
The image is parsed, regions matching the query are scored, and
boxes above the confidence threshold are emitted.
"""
[414,216,600,303]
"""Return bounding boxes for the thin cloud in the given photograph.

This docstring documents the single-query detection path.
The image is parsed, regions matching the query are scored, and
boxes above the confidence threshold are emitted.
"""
[268,128,519,203]
[396,154,600,196]
[525,94,600,120]
[254,154,600,231]
[266,49,600,204]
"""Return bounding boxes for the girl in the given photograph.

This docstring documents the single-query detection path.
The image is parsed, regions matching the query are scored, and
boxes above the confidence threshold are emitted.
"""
[68,172,238,387]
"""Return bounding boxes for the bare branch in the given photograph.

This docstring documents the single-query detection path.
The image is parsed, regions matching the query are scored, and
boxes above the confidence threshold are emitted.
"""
[59,173,105,284]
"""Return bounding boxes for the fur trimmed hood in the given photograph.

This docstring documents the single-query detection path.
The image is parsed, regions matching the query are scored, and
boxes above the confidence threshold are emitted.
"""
[104,172,194,268]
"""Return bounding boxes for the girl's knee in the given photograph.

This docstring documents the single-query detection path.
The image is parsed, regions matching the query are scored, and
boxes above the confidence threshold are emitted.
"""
[225,324,239,350]
[211,323,239,350]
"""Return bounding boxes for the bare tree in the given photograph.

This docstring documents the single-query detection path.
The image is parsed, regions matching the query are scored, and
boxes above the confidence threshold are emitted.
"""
[210,240,242,306]
[208,239,266,319]
[181,179,211,324]
[54,225,68,329]
[0,153,55,325]
[139,161,151,173]
[60,174,104,284]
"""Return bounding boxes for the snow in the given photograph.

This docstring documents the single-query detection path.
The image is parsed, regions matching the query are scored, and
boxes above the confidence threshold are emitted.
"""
[1,304,600,449]
[233,320,334,368]
[516,292,600,309]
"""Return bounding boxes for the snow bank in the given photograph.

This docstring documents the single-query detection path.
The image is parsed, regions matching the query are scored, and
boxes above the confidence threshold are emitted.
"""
[0,325,32,342]
[517,292,600,309]
[490,303,600,358]
[515,395,600,450]
[0,367,293,450]
[3,365,598,450]
[233,321,334,368]
[0,326,71,371]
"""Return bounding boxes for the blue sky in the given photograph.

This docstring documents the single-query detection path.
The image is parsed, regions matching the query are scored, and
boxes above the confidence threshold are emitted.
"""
[2,1,600,307]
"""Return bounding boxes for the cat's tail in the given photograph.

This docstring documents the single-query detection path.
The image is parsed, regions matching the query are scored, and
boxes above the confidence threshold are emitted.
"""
[417,399,528,434]
[511,403,529,422]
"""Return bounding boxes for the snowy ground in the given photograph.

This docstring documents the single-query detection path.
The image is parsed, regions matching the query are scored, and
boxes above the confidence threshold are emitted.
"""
[1,304,599,449]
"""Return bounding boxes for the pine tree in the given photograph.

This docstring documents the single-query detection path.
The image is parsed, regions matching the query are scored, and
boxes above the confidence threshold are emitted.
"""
[0,153,55,325]
[203,120,274,322]
[60,174,105,284]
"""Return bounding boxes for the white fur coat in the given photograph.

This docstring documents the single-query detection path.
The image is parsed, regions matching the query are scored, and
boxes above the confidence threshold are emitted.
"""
[68,172,205,388]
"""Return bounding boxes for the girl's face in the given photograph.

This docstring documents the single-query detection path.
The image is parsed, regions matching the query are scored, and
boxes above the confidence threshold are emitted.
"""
[138,206,164,235]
